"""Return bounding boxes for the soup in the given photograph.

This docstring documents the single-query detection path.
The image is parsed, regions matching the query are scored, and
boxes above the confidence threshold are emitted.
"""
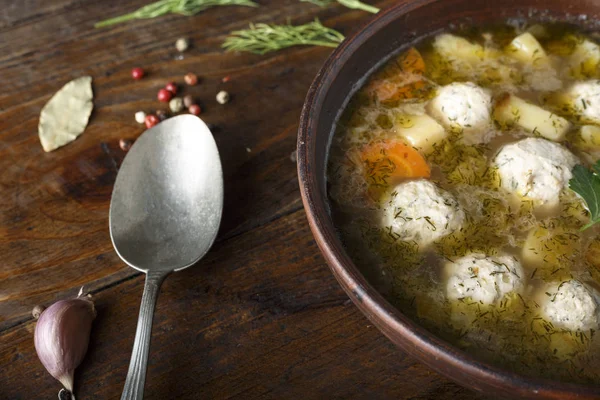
[328,21,600,384]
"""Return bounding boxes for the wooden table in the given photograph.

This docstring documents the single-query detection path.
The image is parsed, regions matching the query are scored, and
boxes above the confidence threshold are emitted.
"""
[0,1,484,398]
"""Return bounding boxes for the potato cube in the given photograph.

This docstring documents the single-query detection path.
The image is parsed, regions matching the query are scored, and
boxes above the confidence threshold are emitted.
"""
[522,225,579,278]
[494,94,571,141]
[570,39,600,78]
[433,34,485,63]
[580,124,600,147]
[394,114,447,152]
[506,32,549,65]
[574,125,600,163]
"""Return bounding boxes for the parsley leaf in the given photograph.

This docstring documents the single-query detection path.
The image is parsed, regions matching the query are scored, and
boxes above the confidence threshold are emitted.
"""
[569,160,600,230]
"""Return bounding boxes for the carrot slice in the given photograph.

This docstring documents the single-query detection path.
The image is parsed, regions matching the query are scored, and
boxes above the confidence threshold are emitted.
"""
[374,47,426,80]
[367,47,431,103]
[371,80,430,103]
[400,47,426,75]
[360,141,431,199]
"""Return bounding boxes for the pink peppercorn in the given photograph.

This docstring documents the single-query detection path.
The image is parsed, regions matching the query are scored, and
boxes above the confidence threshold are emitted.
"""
[145,114,159,128]
[131,67,145,80]
[188,104,201,116]
[183,95,194,108]
[184,73,198,86]
[165,82,178,95]
[157,88,173,102]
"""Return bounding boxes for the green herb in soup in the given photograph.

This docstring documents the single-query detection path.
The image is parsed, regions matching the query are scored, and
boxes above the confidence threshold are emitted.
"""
[328,22,600,384]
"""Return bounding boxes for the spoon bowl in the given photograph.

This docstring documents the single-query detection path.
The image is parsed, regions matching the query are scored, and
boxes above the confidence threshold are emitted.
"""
[110,115,223,399]
[110,115,223,272]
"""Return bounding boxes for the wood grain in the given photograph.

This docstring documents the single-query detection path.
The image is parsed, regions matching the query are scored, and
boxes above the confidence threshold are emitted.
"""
[0,0,482,399]
[1,210,481,399]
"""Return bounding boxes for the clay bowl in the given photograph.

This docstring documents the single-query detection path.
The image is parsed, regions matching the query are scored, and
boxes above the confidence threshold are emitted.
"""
[297,0,600,398]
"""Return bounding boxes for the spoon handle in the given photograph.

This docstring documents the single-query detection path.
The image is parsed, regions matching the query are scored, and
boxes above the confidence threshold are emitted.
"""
[121,271,167,400]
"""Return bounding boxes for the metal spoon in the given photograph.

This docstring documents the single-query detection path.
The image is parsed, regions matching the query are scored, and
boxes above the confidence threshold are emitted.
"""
[109,115,223,400]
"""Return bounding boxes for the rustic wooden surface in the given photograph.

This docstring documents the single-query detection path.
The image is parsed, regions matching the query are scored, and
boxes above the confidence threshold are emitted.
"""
[0,1,485,399]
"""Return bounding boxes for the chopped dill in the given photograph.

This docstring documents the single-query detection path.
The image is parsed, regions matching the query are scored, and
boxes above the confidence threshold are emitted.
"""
[327,21,600,385]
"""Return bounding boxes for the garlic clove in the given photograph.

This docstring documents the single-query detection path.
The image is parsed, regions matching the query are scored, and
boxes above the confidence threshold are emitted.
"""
[34,292,96,398]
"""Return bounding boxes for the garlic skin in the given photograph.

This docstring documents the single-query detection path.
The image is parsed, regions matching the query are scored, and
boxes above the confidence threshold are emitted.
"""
[34,292,96,397]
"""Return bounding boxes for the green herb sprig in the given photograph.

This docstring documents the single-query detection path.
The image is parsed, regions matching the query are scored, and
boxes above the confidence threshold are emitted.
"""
[301,0,379,14]
[95,0,259,28]
[569,160,600,230]
[222,19,345,54]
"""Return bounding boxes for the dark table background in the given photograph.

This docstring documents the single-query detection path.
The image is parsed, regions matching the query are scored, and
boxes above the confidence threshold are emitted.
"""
[0,1,485,398]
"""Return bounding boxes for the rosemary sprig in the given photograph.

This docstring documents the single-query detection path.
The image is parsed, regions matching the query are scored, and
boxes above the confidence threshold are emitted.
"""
[95,0,259,28]
[222,19,345,55]
[301,0,379,14]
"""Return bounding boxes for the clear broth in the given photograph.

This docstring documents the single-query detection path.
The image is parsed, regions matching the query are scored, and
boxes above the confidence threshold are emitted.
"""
[328,22,600,384]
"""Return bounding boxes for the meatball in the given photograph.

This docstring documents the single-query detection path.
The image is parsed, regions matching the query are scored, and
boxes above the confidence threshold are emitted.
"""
[445,253,525,304]
[381,180,465,249]
[538,280,599,331]
[427,82,494,144]
[494,138,579,207]
[566,80,600,124]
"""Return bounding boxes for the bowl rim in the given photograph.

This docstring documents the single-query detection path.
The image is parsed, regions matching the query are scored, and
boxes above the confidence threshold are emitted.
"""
[297,1,600,397]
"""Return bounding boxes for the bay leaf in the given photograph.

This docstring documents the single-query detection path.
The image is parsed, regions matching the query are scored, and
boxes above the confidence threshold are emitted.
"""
[38,76,94,152]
